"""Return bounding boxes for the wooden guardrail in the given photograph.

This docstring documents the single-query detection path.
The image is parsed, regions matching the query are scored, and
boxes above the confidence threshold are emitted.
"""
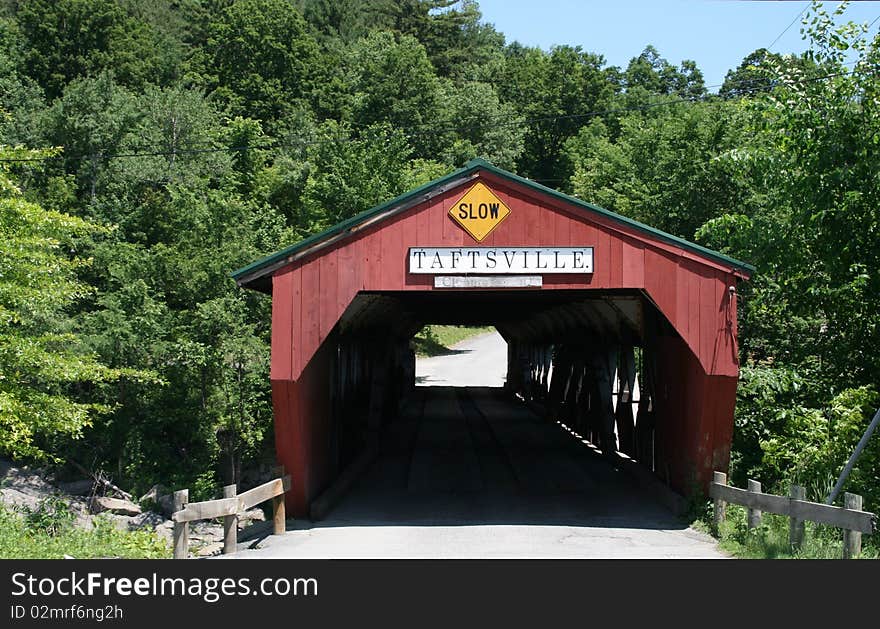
[710,471,877,558]
[171,468,291,559]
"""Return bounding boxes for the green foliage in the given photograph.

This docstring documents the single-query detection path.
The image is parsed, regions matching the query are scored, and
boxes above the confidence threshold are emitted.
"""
[760,386,880,507]
[348,31,444,157]
[23,494,75,536]
[200,0,324,128]
[709,504,878,559]
[436,80,525,169]
[0,148,151,460]
[568,99,748,239]
[12,0,178,99]
[622,45,706,99]
[298,121,417,232]
[0,502,169,559]
[1,0,878,529]
[498,44,616,182]
[41,72,140,201]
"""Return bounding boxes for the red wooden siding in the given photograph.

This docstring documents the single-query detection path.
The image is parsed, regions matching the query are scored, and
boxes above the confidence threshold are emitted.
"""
[271,173,741,383]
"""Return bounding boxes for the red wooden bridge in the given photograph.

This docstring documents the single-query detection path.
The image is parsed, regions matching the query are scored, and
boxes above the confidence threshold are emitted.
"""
[234,159,753,518]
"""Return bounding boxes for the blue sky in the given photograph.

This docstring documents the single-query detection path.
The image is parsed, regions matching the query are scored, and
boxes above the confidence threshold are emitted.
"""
[475,1,880,90]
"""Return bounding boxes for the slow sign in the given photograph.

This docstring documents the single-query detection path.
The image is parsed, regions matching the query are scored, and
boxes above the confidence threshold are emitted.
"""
[448,182,511,242]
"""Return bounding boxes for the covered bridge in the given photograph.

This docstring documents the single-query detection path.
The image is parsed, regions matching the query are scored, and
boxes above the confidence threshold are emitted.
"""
[233,158,753,518]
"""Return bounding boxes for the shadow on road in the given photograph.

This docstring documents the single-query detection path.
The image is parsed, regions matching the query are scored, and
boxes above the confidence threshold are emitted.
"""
[307,387,690,533]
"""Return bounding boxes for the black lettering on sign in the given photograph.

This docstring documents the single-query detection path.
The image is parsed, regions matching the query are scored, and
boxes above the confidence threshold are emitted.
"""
[413,250,427,269]
[553,250,565,269]
[489,203,499,219]
[502,250,516,268]
[572,251,584,268]
[431,252,443,269]
[466,250,480,267]
[478,203,488,219]
[486,250,497,268]
[536,250,548,269]
[459,203,469,219]
[451,250,461,269]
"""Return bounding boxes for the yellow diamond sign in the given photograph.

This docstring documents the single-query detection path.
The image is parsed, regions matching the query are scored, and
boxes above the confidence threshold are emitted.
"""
[448,182,511,242]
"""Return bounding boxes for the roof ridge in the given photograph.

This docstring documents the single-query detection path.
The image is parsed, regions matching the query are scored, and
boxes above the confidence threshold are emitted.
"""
[232,160,754,288]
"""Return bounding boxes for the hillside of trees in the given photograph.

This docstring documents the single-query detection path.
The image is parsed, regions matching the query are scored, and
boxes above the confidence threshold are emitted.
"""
[1,0,878,513]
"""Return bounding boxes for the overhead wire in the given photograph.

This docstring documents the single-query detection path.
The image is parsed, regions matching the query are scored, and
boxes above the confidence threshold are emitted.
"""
[767,2,812,52]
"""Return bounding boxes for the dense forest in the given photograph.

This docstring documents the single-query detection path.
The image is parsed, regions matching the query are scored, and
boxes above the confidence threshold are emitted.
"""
[1,0,878,512]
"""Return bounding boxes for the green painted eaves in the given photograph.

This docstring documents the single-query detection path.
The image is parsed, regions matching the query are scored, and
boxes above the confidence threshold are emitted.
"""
[232,157,755,286]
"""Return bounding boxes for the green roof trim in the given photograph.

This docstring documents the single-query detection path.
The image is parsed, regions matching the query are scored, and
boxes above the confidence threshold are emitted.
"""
[232,158,755,286]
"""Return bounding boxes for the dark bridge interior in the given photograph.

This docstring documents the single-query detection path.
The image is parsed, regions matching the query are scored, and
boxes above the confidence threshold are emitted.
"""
[314,287,693,524]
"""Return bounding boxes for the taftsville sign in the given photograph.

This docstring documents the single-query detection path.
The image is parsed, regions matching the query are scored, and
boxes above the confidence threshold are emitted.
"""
[408,247,594,274]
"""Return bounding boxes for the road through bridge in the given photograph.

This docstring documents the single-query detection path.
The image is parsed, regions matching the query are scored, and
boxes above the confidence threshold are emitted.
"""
[233,332,724,558]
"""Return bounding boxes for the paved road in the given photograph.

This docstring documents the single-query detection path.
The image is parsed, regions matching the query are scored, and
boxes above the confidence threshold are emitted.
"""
[233,376,724,558]
[415,330,508,387]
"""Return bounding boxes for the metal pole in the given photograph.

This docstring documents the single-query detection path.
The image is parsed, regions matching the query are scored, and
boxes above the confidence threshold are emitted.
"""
[826,406,880,504]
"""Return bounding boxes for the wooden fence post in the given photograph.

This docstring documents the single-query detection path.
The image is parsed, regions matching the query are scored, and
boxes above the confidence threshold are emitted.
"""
[789,484,805,551]
[223,484,238,555]
[843,492,863,559]
[272,466,286,535]
[713,471,727,531]
[172,489,189,559]
[747,479,762,529]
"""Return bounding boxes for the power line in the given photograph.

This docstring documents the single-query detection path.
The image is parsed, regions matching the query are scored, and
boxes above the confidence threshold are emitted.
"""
[767,2,811,52]
[0,66,871,165]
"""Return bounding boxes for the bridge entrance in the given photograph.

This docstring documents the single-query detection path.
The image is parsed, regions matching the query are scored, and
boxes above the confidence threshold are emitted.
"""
[234,159,753,518]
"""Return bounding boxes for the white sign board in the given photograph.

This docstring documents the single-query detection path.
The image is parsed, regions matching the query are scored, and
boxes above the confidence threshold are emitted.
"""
[408,247,593,275]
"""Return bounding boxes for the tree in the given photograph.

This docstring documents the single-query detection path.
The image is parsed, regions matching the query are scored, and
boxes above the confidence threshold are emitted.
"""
[41,72,140,204]
[348,31,445,157]
[498,44,617,183]
[299,121,416,232]
[297,0,375,42]
[621,45,706,100]
[435,80,524,169]
[11,0,178,99]
[0,17,45,146]
[568,99,747,240]
[200,0,324,128]
[720,48,785,99]
[0,147,148,460]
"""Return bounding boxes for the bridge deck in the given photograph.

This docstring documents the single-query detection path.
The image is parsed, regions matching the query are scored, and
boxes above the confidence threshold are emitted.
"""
[232,385,724,558]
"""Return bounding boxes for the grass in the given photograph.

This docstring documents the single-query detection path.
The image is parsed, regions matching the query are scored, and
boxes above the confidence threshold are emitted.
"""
[692,503,879,559]
[411,325,494,357]
[0,499,170,559]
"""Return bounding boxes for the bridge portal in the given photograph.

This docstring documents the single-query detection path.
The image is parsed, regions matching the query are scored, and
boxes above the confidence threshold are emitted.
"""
[233,159,753,518]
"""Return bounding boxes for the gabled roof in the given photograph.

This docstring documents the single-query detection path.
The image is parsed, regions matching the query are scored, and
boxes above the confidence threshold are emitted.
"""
[232,158,755,291]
